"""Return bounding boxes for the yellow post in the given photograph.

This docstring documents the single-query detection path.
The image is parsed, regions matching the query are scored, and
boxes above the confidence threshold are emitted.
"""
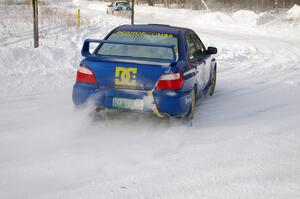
[77,9,80,28]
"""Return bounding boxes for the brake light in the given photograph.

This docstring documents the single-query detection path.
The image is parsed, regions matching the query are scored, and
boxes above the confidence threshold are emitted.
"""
[76,65,96,84]
[156,72,184,90]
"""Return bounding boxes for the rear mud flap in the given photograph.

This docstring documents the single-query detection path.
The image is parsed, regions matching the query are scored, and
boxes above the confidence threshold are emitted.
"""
[147,91,164,118]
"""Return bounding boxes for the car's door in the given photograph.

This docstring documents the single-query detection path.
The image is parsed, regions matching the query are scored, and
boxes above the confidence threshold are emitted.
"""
[191,32,212,88]
[185,32,205,94]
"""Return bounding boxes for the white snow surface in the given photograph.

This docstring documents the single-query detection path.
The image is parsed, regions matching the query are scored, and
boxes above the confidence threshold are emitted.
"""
[0,1,300,199]
[286,4,300,20]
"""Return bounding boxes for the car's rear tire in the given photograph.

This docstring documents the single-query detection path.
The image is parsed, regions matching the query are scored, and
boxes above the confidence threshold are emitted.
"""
[209,67,217,96]
[186,88,196,120]
[95,107,104,112]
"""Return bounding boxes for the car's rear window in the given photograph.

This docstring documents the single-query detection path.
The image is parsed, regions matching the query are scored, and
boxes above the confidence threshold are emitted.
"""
[116,2,129,7]
[96,31,178,61]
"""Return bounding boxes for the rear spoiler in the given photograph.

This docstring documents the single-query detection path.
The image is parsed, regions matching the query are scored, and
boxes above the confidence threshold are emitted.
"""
[81,39,177,63]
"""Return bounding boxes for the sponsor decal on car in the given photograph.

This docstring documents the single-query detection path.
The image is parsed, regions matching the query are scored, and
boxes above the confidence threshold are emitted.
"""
[115,66,137,89]
[116,31,174,38]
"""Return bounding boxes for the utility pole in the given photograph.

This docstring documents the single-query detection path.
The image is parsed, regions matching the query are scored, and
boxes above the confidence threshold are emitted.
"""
[131,0,135,25]
[32,0,39,48]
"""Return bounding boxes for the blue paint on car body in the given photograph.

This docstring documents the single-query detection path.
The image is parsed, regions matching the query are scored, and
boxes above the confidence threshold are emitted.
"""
[72,24,217,118]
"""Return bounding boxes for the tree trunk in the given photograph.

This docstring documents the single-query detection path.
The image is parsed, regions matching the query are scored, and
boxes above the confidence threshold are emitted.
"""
[192,0,199,10]
[32,0,39,48]
[148,0,154,6]
[131,0,134,25]
[201,0,209,10]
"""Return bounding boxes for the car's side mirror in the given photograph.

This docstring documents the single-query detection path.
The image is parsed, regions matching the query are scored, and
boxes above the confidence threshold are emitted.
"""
[206,47,217,55]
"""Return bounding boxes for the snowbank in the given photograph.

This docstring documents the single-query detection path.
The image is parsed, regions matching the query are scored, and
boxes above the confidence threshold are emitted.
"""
[256,12,276,25]
[286,4,300,20]
[0,47,76,93]
[232,10,259,26]
[200,12,234,24]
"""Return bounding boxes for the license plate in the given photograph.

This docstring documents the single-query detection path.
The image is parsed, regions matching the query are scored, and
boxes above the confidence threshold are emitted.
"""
[112,98,144,111]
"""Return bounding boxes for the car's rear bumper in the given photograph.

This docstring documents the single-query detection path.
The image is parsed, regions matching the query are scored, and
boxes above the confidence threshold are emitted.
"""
[72,83,193,118]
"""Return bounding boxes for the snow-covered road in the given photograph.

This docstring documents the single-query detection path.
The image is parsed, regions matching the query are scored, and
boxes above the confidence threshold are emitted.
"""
[0,1,300,198]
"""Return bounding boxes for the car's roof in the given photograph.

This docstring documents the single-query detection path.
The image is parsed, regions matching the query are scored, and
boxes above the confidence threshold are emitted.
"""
[115,24,193,35]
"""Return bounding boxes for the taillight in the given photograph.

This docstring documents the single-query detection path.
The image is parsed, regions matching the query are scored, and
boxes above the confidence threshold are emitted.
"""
[76,65,96,84]
[156,72,184,90]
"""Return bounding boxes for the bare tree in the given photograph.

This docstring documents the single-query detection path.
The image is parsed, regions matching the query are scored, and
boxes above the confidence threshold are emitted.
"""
[148,0,154,6]
[139,0,300,10]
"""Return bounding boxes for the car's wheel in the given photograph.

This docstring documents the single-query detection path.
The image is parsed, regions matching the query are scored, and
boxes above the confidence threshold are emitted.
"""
[95,107,104,112]
[186,88,196,120]
[209,67,217,96]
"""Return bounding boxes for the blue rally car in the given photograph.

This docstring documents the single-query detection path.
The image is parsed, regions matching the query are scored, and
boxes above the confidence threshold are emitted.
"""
[72,24,217,119]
